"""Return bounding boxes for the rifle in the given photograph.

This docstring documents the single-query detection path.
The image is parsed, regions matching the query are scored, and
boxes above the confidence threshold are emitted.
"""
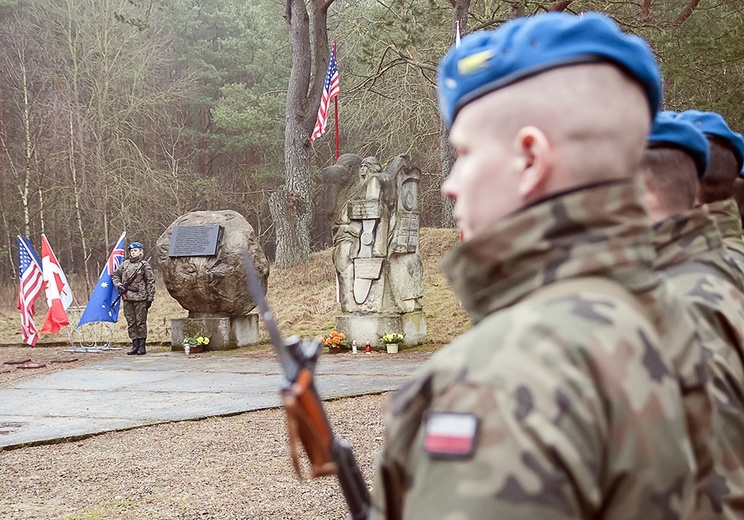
[111,256,152,309]
[242,251,371,520]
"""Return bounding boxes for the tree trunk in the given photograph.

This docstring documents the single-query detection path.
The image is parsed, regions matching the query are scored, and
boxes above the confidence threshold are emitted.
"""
[441,0,470,228]
[68,108,92,289]
[275,0,335,268]
[440,126,456,228]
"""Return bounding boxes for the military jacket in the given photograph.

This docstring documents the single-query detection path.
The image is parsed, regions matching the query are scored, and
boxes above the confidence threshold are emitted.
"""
[707,198,744,284]
[370,181,698,520]
[654,207,744,518]
[112,258,155,303]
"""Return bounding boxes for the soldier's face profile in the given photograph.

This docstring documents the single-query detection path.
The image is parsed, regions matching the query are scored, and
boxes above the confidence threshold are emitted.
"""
[129,248,143,258]
[442,95,523,241]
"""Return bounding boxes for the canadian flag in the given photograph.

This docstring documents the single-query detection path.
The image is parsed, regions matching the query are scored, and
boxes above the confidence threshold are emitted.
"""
[40,234,72,334]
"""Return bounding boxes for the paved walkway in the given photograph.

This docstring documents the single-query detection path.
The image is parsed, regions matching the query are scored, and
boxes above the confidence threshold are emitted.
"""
[0,351,427,449]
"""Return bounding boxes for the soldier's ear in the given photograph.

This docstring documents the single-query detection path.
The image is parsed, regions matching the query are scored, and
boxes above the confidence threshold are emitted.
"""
[515,125,552,199]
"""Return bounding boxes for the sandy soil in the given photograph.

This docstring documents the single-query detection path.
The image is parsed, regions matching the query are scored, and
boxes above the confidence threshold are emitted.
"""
[0,345,393,520]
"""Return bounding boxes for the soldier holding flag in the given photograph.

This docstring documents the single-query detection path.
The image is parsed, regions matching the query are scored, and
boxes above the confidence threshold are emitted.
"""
[113,241,155,355]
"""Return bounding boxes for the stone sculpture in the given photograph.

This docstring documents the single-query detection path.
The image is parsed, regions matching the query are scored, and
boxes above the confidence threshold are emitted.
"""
[323,154,425,345]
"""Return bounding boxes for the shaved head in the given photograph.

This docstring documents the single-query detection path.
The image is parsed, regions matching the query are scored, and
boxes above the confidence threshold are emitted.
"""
[698,138,740,204]
[639,147,699,222]
[465,63,651,195]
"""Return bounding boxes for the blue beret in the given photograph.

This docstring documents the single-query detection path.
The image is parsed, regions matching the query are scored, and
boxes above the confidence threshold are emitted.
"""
[648,111,709,179]
[675,110,744,174]
[437,12,662,128]
[128,241,143,250]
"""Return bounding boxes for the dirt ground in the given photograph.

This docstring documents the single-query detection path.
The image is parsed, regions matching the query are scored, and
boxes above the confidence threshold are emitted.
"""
[0,344,161,389]
[0,343,393,520]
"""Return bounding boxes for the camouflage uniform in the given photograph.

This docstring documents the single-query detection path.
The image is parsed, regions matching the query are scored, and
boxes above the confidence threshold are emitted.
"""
[653,206,744,518]
[371,181,699,519]
[707,198,744,281]
[112,258,155,340]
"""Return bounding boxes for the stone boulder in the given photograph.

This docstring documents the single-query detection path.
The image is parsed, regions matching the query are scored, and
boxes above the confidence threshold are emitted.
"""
[155,210,269,316]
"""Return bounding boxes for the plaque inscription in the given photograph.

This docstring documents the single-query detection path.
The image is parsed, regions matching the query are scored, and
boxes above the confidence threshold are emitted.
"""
[168,225,223,257]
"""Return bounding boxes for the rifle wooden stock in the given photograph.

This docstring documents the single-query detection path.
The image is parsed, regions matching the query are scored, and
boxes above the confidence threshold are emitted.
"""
[283,367,337,479]
[282,359,371,520]
[241,250,370,519]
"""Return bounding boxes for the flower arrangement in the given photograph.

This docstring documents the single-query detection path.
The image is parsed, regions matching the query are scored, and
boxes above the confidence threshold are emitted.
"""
[379,332,405,345]
[321,330,350,350]
[183,331,210,354]
[184,332,210,347]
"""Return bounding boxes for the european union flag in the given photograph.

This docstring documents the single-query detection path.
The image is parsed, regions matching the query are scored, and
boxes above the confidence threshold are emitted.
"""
[77,232,126,327]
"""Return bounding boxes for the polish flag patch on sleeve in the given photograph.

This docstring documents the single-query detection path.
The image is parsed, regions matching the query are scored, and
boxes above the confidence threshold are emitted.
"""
[422,412,479,460]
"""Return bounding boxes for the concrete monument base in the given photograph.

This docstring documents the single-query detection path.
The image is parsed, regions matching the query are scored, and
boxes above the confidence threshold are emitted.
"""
[336,311,426,348]
[171,314,259,351]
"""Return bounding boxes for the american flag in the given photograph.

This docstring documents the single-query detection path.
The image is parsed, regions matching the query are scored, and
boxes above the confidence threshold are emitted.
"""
[16,235,44,346]
[309,46,340,142]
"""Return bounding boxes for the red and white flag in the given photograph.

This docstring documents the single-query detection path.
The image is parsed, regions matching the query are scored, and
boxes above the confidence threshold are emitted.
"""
[40,234,72,334]
[16,235,44,346]
[309,45,340,142]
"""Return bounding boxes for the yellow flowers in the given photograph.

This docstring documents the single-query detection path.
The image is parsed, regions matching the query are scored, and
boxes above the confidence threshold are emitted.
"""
[379,333,404,345]
[184,332,210,346]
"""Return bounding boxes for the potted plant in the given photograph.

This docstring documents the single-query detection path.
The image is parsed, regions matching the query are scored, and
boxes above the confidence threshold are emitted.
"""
[183,331,210,355]
[379,333,405,354]
[320,330,350,354]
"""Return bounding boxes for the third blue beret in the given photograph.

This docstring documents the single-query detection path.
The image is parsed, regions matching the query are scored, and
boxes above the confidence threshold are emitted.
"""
[648,111,709,179]
[675,110,744,174]
[437,12,662,128]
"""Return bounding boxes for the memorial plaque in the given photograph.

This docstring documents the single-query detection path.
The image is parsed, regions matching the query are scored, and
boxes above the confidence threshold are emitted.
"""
[393,214,420,254]
[168,225,223,257]
[353,257,384,280]
[348,200,382,220]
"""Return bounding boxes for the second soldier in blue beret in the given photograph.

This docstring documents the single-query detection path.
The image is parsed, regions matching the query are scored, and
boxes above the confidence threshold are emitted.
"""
[641,111,744,517]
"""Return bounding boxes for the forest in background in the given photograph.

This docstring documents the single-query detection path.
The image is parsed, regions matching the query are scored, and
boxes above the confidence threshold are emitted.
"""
[1,0,742,292]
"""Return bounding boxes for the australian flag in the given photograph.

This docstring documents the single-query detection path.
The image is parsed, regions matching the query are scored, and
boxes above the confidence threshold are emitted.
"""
[77,232,126,327]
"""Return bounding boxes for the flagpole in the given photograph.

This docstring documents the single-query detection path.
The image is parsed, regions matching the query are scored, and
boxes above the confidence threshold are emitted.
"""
[333,41,340,162]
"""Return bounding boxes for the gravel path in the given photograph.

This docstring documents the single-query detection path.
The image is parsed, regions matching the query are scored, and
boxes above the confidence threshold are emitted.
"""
[0,345,391,520]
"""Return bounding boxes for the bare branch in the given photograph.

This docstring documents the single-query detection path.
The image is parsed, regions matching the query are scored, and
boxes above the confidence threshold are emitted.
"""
[549,1,573,12]
[675,0,700,27]
[641,0,651,22]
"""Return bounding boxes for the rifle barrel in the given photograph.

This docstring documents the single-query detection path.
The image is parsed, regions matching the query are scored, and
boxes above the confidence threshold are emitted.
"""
[242,251,299,381]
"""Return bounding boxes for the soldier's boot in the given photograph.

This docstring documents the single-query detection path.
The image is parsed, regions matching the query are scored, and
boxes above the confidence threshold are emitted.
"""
[136,338,147,356]
[127,339,138,355]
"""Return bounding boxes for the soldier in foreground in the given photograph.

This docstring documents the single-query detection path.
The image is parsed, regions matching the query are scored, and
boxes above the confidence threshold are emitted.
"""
[678,110,744,285]
[370,13,701,519]
[113,241,155,355]
[639,111,744,517]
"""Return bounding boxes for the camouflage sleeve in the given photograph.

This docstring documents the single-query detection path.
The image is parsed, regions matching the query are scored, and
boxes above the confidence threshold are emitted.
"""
[395,362,600,519]
[372,296,697,520]
[112,262,124,288]
[145,263,155,301]
[683,288,744,515]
